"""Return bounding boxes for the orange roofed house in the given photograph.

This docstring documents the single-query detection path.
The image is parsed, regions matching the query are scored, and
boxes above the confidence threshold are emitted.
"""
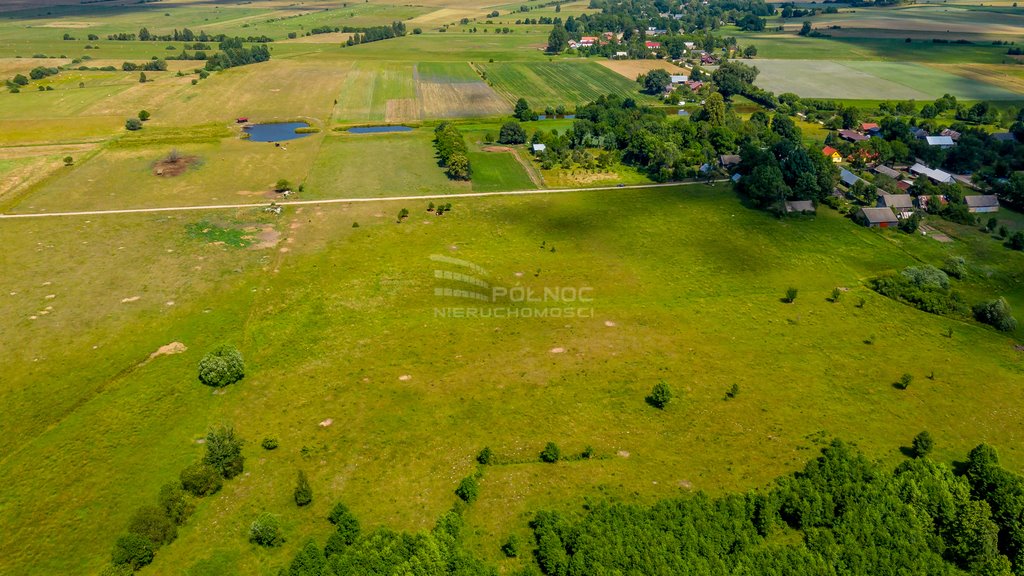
[822,146,842,163]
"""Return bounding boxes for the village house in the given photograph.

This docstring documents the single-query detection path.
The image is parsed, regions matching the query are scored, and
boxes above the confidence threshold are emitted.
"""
[719,154,741,170]
[645,41,661,50]
[861,122,881,135]
[840,168,863,187]
[965,195,1000,213]
[684,80,703,91]
[838,129,869,143]
[532,143,546,154]
[670,74,689,85]
[926,135,956,148]
[822,146,842,163]
[909,163,955,184]
[939,128,961,142]
[858,207,899,228]
[877,193,915,218]
[874,165,901,179]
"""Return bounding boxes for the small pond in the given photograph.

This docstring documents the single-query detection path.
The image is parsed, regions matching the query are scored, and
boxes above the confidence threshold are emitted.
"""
[243,122,312,142]
[347,125,414,134]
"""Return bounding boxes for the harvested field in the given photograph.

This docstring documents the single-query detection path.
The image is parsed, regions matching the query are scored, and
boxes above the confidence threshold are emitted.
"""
[598,59,690,81]
[407,7,483,27]
[385,98,421,123]
[418,80,508,118]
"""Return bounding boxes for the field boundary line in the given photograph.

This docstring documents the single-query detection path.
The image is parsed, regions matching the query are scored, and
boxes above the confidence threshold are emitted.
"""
[0,181,726,219]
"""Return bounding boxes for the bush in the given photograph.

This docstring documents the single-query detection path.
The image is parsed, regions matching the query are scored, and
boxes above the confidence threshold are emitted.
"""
[942,256,967,279]
[898,373,913,390]
[327,502,360,544]
[158,482,193,525]
[455,475,479,503]
[180,462,222,496]
[540,442,561,463]
[261,437,278,450]
[127,505,177,547]
[138,109,150,121]
[294,470,313,506]
[498,121,526,144]
[973,298,1018,332]
[204,425,245,479]
[476,446,494,465]
[870,272,969,317]
[249,513,284,547]
[111,534,154,570]
[125,118,143,131]
[197,345,244,387]
[900,265,949,290]
[785,287,798,303]
[275,178,291,192]
[912,431,934,458]
[501,534,521,557]
[1008,231,1024,251]
[646,381,672,409]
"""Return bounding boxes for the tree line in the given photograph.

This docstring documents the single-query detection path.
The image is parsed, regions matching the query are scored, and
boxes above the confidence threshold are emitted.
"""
[107,28,273,43]
[342,21,407,46]
[204,38,271,71]
[434,123,471,181]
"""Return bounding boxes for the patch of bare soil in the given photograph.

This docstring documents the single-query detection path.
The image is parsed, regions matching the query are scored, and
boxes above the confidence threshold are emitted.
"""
[482,145,513,152]
[248,226,281,250]
[150,342,187,359]
[153,155,200,177]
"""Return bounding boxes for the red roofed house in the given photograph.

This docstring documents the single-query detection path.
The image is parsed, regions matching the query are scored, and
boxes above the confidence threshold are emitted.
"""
[645,41,661,49]
[861,122,880,133]
[579,36,598,47]
[822,146,842,163]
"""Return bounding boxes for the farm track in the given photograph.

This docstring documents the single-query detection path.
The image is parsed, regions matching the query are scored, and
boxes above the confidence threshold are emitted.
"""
[0,181,725,219]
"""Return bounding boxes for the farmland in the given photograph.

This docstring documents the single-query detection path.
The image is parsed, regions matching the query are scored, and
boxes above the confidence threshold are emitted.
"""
[2,0,1024,574]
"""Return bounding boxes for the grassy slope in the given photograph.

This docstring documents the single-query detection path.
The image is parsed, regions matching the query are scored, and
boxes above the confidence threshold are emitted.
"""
[1,188,1022,575]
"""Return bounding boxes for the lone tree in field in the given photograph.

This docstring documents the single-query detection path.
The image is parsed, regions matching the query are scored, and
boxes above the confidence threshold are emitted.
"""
[912,431,934,458]
[498,121,526,145]
[63,156,73,166]
[138,110,150,121]
[249,513,284,547]
[642,69,671,95]
[204,425,245,479]
[274,178,291,192]
[125,118,143,131]
[197,345,245,387]
[647,381,672,409]
[294,470,313,506]
[540,442,561,463]
[785,287,798,303]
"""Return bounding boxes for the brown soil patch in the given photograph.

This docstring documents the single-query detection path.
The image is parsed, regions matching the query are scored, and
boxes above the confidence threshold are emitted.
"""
[153,155,200,177]
[483,145,513,152]
[249,226,281,250]
[599,59,690,81]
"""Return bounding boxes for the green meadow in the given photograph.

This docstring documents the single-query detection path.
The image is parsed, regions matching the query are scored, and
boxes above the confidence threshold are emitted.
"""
[2,187,1023,575]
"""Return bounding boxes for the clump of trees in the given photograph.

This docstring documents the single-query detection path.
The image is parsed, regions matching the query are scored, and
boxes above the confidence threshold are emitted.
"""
[973,297,1018,332]
[514,97,536,122]
[433,122,471,180]
[343,21,406,45]
[125,118,143,131]
[197,344,245,387]
[204,38,270,71]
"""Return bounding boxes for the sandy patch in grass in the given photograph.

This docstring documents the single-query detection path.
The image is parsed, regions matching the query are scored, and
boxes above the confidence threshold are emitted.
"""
[152,155,200,177]
[550,347,565,354]
[598,59,690,81]
[482,145,513,152]
[121,296,140,303]
[36,21,95,29]
[399,374,412,381]
[319,418,333,427]
[249,226,281,250]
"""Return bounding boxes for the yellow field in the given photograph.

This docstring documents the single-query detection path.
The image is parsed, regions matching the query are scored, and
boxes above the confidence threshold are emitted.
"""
[598,59,691,81]
[927,63,1024,94]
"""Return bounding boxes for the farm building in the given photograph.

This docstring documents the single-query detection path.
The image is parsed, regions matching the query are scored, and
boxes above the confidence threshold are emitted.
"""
[878,193,915,218]
[926,135,956,148]
[858,207,899,228]
[613,51,628,58]
[897,180,913,191]
[991,132,1017,142]
[719,154,741,169]
[670,75,689,84]
[838,130,869,143]
[874,165,901,179]
[909,163,954,184]
[940,128,961,142]
[965,195,1000,213]
[684,80,703,91]
[645,41,661,49]
[912,128,930,139]
[840,168,862,187]
[822,146,842,163]
[785,200,815,214]
[861,122,880,134]
[532,143,546,154]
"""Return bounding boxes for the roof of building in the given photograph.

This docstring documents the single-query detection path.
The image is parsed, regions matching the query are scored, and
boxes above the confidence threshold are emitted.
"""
[909,163,954,183]
[861,122,880,131]
[731,173,741,183]
[785,200,815,213]
[940,128,961,141]
[926,135,956,146]
[838,129,869,142]
[860,207,899,224]
[991,132,1017,142]
[840,168,862,187]
[670,75,688,83]
[677,109,690,116]
[822,146,840,156]
[719,154,741,166]
[965,195,1000,208]
[874,165,901,179]
[879,193,915,209]
[532,143,546,151]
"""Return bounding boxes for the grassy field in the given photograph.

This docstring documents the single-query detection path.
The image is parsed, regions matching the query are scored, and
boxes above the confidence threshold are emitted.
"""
[2,188,1023,575]
[749,59,1024,100]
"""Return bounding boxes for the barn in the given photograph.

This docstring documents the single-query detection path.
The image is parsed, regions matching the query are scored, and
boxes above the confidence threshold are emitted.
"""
[859,207,899,228]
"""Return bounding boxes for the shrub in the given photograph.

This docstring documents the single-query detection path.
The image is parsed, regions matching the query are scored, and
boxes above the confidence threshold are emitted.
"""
[125,118,143,131]
[327,503,361,543]
[501,534,521,557]
[973,298,1018,332]
[725,383,740,399]
[197,345,244,387]
[785,287,798,303]
[63,156,73,166]
[912,431,934,458]
[204,425,245,479]
[869,272,969,317]
[898,373,913,390]
[294,470,313,506]
[455,475,480,503]
[581,446,594,459]
[179,462,222,497]
[261,437,278,450]
[249,513,284,547]
[111,534,154,570]
[830,287,842,302]
[540,442,561,463]
[900,265,949,290]
[274,178,291,192]
[476,446,494,465]
[1009,231,1024,251]
[158,482,193,525]
[127,506,177,547]
[646,381,672,409]
[942,256,967,279]
[138,109,150,121]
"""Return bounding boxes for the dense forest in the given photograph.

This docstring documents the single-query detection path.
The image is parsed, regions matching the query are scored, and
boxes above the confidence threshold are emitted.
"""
[272,440,1024,576]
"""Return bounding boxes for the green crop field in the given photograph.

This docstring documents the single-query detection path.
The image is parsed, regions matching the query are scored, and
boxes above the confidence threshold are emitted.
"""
[478,60,655,108]
[749,59,1024,100]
